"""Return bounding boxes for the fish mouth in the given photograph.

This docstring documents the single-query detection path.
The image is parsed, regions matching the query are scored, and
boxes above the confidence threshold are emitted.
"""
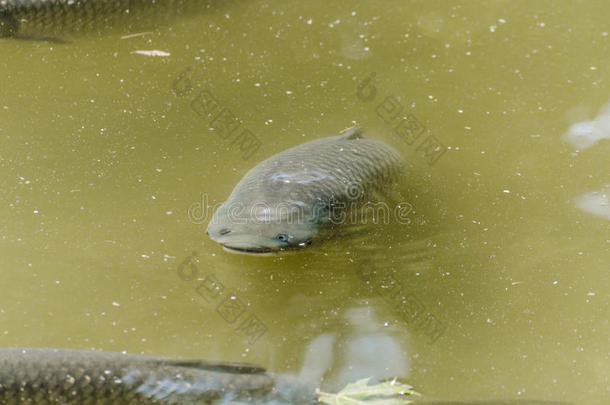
[221,245,276,255]
[221,239,312,255]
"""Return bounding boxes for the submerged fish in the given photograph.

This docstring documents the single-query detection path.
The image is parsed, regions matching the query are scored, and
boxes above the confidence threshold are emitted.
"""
[0,348,577,405]
[0,348,315,404]
[0,0,199,39]
[206,127,405,254]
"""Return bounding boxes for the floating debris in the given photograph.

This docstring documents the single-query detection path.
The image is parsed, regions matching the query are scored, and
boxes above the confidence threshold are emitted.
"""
[316,377,420,404]
[121,32,153,39]
[130,50,170,57]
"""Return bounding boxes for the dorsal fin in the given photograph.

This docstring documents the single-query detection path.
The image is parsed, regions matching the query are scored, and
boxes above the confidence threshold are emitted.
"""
[162,358,267,374]
[338,125,363,140]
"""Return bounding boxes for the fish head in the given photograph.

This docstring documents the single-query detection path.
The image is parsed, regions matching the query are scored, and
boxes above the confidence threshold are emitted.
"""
[206,199,317,254]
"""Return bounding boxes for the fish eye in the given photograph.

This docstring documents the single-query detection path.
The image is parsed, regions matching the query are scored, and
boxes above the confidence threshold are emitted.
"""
[276,233,289,242]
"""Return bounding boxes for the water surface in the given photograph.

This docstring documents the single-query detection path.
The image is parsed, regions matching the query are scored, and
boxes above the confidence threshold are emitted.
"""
[0,1,608,404]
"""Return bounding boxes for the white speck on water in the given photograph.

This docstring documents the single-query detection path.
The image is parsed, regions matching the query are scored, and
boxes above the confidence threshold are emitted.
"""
[306,19,313,25]
[552,280,558,285]
[587,292,596,296]
[285,90,293,95]
[254,83,261,87]
[141,254,150,259]
[151,196,156,200]
[33,210,39,214]
[166,211,173,215]
[489,25,497,32]
[112,301,120,307]
[498,18,507,23]
[328,19,341,28]
[130,50,170,57]
[503,189,510,194]
[155,168,162,172]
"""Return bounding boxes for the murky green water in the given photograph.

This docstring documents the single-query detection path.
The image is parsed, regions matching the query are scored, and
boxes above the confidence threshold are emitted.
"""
[1,0,608,403]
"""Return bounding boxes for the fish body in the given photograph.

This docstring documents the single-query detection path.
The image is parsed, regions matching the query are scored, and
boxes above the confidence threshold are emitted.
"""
[206,127,405,253]
[0,349,576,405]
[0,0,196,38]
[0,348,311,404]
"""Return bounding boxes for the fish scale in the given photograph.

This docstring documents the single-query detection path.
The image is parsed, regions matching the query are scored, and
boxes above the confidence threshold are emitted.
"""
[230,130,403,207]
[0,348,293,404]
[0,0,197,37]
[207,127,405,253]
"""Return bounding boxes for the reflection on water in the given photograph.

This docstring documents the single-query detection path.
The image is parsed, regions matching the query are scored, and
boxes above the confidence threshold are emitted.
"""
[575,186,610,220]
[0,1,608,404]
[291,304,413,390]
[310,305,410,390]
[563,101,610,149]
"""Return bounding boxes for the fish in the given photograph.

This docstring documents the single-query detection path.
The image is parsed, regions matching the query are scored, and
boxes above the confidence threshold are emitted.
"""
[0,348,577,405]
[206,127,405,254]
[0,347,315,404]
[0,0,201,40]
